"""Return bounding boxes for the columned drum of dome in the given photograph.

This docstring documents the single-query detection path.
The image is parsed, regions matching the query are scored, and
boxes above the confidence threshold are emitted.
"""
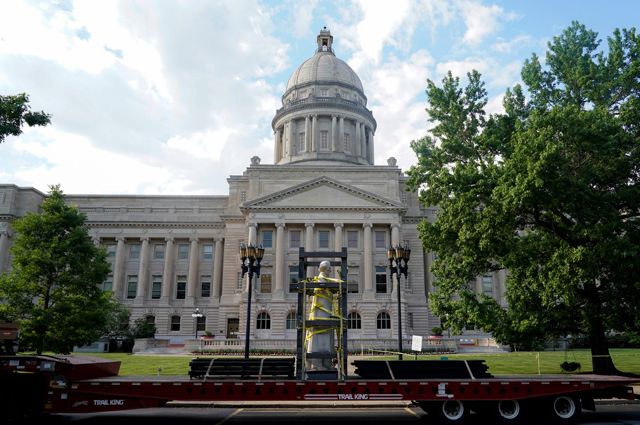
[272,28,377,166]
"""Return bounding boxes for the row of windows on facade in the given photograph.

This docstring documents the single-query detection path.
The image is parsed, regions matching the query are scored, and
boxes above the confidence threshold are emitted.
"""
[258,228,390,250]
[154,311,400,332]
[104,242,215,261]
[290,131,354,154]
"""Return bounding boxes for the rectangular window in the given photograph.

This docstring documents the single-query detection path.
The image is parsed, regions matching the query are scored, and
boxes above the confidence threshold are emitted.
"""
[343,133,350,152]
[105,244,116,258]
[129,244,140,259]
[126,275,138,299]
[151,275,162,299]
[320,131,328,150]
[318,230,329,249]
[482,275,494,295]
[170,316,181,331]
[347,231,358,249]
[347,272,359,293]
[102,275,113,292]
[298,132,305,153]
[261,230,273,248]
[289,230,301,249]
[375,266,388,293]
[176,275,187,299]
[201,275,211,297]
[196,316,206,331]
[260,273,272,293]
[408,312,414,329]
[375,231,386,249]
[202,244,213,260]
[289,266,299,292]
[153,244,165,260]
[178,243,189,260]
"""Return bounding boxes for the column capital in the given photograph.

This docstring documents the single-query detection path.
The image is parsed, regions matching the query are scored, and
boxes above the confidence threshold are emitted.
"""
[115,236,125,242]
[164,237,175,243]
[140,236,150,242]
[305,222,315,229]
[334,222,344,229]
[214,237,224,243]
[362,222,373,229]
[391,223,401,230]
[189,237,199,243]
[248,222,258,229]
[275,222,286,229]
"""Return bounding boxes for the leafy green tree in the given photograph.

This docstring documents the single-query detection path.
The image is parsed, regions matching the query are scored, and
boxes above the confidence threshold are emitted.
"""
[0,185,115,354]
[407,22,640,374]
[0,93,51,143]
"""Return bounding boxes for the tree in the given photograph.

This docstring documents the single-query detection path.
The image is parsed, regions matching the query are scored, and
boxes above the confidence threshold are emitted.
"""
[407,22,640,374]
[0,185,116,354]
[0,93,51,143]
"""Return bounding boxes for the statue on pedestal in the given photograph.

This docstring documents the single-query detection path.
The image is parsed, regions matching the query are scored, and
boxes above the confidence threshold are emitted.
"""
[305,260,336,371]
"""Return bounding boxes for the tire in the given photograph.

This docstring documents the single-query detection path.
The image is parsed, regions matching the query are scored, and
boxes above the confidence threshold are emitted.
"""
[495,399,526,423]
[547,395,581,424]
[420,400,469,424]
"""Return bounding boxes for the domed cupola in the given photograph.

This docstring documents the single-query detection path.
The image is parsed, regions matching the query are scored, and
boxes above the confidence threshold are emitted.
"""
[272,28,377,165]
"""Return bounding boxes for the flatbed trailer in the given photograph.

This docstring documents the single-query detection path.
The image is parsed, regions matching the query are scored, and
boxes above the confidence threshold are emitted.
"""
[1,354,637,424]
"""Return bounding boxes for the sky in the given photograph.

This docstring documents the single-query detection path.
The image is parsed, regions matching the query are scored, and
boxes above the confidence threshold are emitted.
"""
[1,0,638,196]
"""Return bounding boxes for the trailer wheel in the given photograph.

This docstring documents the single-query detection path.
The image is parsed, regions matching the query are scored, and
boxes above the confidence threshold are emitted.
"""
[495,399,524,423]
[420,400,469,424]
[548,395,581,423]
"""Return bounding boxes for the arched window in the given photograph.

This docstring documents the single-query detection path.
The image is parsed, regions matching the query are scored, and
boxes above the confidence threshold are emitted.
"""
[347,312,361,329]
[256,312,271,329]
[285,311,296,330]
[376,312,391,329]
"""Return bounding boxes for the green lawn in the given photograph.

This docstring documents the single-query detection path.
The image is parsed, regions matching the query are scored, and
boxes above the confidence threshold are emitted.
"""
[74,349,640,377]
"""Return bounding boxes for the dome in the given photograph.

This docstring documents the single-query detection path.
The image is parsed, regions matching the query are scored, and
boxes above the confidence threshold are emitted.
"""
[285,53,364,94]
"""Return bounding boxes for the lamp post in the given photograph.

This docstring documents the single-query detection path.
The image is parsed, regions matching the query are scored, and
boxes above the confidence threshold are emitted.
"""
[191,308,204,339]
[388,242,411,360]
[240,243,264,359]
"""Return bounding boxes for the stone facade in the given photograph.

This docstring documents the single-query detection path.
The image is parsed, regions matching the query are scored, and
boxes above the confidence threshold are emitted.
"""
[0,30,507,346]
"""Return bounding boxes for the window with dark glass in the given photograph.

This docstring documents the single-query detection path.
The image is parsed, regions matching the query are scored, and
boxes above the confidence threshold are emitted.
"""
[176,275,187,299]
[151,275,162,299]
[256,312,271,329]
[129,244,140,259]
[200,275,211,297]
[286,312,296,330]
[126,275,138,299]
[261,230,273,248]
[202,244,213,260]
[289,266,299,292]
[318,230,329,249]
[153,244,165,260]
[375,266,388,293]
[377,312,391,329]
[347,312,361,329]
[177,243,189,260]
[170,315,181,331]
[375,231,386,249]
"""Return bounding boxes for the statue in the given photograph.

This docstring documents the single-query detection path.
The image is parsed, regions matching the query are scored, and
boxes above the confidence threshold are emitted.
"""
[306,260,336,371]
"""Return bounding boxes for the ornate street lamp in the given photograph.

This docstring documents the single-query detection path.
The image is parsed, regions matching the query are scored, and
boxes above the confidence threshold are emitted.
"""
[240,243,264,359]
[388,242,411,360]
[191,308,204,339]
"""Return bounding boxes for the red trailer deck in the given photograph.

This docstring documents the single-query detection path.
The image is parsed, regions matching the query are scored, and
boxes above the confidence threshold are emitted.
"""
[1,354,637,424]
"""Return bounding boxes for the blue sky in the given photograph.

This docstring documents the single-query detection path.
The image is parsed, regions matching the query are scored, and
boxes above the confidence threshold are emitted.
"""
[1,0,638,195]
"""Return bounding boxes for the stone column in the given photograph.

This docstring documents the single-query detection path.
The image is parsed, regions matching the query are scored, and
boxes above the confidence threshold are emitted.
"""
[0,227,11,273]
[355,120,361,157]
[304,115,311,152]
[331,115,337,151]
[360,123,367,162]
[368,128,375,164]
[339,116,345,152]
[212,238,224,300]
[112,236,126,299]
[186,237,199,303]
[287,120,295,156]
[248,223,258,245]
[161,237,175,301]
[274,128,282,163]
[363,223,373,294]
[311,114,318,152]
[334,223,343,280]
[274,223,286,294]
[135,237,150,303]
[305,222,314,277]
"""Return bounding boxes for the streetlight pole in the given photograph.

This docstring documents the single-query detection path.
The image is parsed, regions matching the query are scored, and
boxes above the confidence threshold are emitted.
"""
[191,308,203,339]
[240,243,264,360]
[388,242,411,360]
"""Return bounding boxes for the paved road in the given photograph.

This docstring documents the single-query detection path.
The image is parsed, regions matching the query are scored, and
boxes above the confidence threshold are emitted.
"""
[43,404,640,425]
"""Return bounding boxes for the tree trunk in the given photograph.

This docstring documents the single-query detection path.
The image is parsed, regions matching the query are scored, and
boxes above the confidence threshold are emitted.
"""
[586,279,619,375]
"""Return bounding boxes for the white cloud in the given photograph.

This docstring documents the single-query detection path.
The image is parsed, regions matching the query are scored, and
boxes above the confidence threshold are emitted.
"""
[165,127,235,162]
[291,0,318,38]
[459,0,516,46]
[492,34,533,53]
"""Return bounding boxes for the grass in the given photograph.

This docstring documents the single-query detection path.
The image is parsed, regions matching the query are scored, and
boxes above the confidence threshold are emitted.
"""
[72,348,640,377]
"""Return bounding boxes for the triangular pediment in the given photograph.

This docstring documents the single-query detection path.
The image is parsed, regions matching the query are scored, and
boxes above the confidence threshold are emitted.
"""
[242,176,403,211]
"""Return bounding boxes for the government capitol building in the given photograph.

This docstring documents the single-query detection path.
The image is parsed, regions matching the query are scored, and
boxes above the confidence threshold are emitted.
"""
[0,30,507,350]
